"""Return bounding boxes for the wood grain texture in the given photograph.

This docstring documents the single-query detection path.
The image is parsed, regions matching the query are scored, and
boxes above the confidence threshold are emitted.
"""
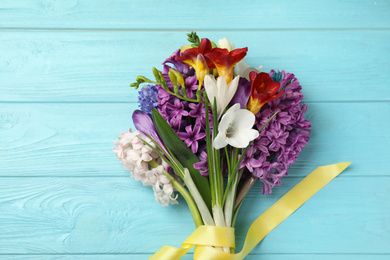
[1,255,390,260]
[0,176,388,254]
[0,0,389,29]
[1,0,389,259]
[0,102,388,177]
[1,30,389,102]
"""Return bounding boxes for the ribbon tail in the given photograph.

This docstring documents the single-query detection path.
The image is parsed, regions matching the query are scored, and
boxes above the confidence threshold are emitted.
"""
[150,162,352,260]
[234,162,352,259]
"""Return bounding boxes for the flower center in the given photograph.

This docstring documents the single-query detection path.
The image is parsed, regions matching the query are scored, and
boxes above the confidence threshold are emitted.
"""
[225,124,235,138]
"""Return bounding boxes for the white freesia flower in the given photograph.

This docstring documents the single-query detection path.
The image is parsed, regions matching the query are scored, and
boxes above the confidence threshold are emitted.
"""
[234,61,263,81]
[204,75,239,118]
[213,104,259,149]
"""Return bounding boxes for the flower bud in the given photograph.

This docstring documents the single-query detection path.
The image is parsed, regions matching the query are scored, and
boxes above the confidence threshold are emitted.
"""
[168,68,185,87]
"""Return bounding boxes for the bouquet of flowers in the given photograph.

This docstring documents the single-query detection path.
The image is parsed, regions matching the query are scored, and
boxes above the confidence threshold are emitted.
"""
[113,32,349,259]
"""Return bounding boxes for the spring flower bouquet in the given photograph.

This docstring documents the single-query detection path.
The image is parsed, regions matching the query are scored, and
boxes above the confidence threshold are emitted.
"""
[113,32,350,259]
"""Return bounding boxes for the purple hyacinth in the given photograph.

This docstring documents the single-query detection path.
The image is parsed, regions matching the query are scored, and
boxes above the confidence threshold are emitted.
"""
[239,70,311,194]
[150,48,310,188]
[177,123,206,154]
[155,49,212,175]
[138,84,159,115]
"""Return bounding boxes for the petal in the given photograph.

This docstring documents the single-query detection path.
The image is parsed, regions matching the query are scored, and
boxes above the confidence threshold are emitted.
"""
[217,38,233,51]
[226,103,241,114]
[204,75,217,108]
[216,76,228,116]
[249,71,257,82]
[230,109,256,131]
[241,65,262,81]
[198,38,213,54]
[213,132,228,149]
[217,108,235,133]
[226,133,250,148]
[247,129,260,141]
[225,75,240,105]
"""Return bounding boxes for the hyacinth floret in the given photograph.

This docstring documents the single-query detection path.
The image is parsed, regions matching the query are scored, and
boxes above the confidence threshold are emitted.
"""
[138,84,159,115]
[239,70,311,194]
[113,129,178,207]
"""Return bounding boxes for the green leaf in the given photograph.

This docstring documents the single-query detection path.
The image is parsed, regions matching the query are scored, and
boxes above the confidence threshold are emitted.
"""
[151,108,212,211]
[186,32,200,47]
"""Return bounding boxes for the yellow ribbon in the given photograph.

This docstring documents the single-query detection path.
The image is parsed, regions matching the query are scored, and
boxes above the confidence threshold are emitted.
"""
[149,162,351,260]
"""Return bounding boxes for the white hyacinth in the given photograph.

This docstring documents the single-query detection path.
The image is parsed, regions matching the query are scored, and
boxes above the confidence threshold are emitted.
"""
[113,129,178,207]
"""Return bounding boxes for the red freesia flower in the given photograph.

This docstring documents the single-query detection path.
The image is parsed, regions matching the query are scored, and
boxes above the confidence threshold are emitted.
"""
[175,38,213,89]
[175,38,213,68]
[247,72,284,115]
[204,47,248,84]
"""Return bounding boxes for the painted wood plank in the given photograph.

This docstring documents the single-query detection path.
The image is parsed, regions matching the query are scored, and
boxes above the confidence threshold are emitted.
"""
[0,0,389,29]
[0,176,387,254]
[1,30,389,102]
[0,102,388,177]
[7,255,388,260]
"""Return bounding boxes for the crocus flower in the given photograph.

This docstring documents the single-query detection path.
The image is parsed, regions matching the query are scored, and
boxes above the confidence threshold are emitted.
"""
[213,104,259,149]
[175,38,213,89]
[204,46,248,84]
[132,110,165,150]
[204,75,239,118]
[247,72,284,115]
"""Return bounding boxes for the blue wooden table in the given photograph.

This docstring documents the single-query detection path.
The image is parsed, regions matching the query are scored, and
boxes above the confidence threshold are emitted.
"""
[1,1,389,259]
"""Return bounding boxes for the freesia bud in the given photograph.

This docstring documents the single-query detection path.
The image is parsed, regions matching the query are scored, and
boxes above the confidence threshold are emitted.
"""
[194,54,209,90]
[217,38,235,51]
[168,68,185,87]
[152,67,161,81]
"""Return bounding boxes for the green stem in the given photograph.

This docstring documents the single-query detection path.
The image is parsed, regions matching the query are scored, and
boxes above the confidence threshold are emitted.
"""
[224,169,242,227]
[183,169,214,225]
[163,171,204,228]
[204,94,216,206]
[148,160,203,227]
[165,88,204,104]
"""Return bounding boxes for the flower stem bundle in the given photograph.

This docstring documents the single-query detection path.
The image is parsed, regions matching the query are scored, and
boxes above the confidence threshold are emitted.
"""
[114,32,311,253]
